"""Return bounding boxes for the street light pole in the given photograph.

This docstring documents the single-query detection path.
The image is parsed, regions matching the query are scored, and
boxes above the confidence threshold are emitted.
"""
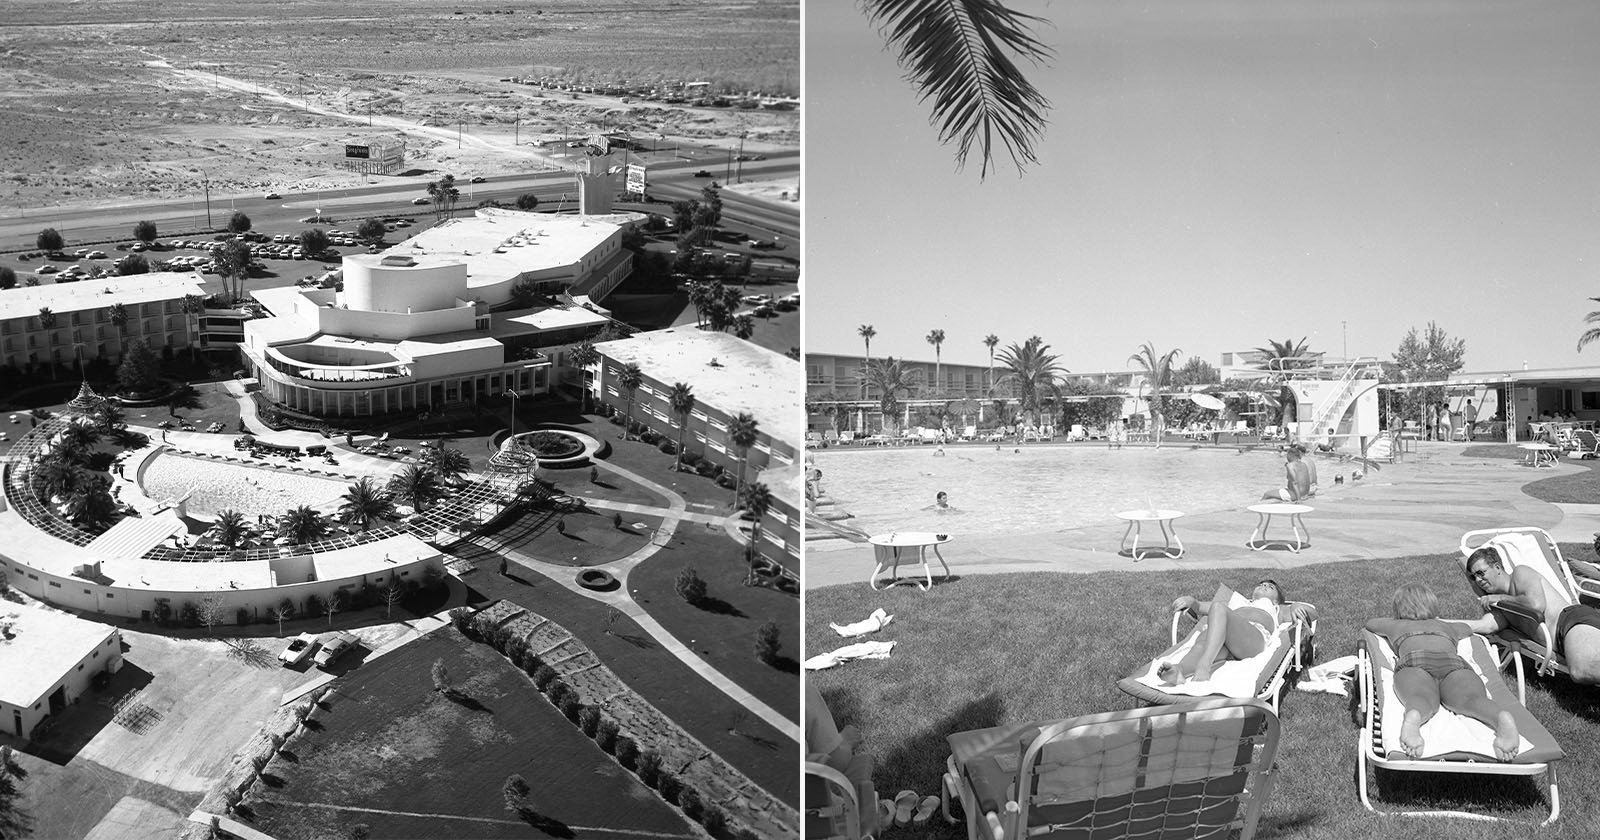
[505,389,520,440]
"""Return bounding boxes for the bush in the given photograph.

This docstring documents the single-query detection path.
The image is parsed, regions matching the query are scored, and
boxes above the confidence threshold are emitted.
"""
[517,649,543,675]
[579,706,602,737]
[559,694,585,722]
[658,772,683,805]
[179,601,200,627]
[702,807,727,836]
[532,663,558,690]
[616,737,640,771]
[755,620,782,666]
[546,680,571,708]
[304,594,324,619]
[236,607,250,626]
[658,439,676,454]
[636,750,662,786]
[679,787,703,821]
[675,566,707,606]
[596,718,620,752]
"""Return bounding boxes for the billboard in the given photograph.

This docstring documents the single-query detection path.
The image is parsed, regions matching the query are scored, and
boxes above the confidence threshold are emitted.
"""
[345,144,371,159]
[625,164,647,195]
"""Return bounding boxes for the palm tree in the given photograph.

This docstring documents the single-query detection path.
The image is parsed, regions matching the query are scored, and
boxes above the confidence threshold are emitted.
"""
[739,481,772,584]
[214,509,249,549]
[728,412,759,497]
[32,459,82,503]
[669,382,695,471]
[109,302,129,337]
[421,440,471,485]
[387,464,443,513]
[215,238,252,304]
[62,477,117,530]
[1580,297,1600,352]
[1128,342,1182,448]
[863,0,1052,178]
[994,337,1065,436]
[38,307,57,379]
[857,324,876,402]
[278,505,331,545]
[569,340,599,412]
[1252,337,1312,430]
[92,400,125,435]
[181,294,206,363]
[983,333,1000,394]
[861,357,920,435]
[926,329,946,396]
[339,477,396,531]
[617,363,643,439]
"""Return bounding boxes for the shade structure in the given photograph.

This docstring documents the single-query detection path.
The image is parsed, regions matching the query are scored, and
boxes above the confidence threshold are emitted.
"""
[66,381,105,414]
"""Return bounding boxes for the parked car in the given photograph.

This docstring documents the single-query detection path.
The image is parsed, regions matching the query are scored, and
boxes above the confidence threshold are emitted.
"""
[279,632,321,667]
[313,631,359,669]
[265,192,281,200]
[411,197,430,205]
[693,169,712,177]
[36,265,57,274]
[470,176,487,183]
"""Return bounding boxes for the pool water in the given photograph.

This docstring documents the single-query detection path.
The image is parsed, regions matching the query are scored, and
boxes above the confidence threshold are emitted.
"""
[813,445,1290,536]
[140,451,350,517]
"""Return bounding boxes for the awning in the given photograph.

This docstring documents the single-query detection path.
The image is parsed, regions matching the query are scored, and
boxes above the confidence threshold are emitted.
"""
[1380,376,1512,391]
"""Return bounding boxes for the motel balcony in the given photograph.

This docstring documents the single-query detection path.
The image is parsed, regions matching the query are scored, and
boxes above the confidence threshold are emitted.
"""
[261,344,412,387]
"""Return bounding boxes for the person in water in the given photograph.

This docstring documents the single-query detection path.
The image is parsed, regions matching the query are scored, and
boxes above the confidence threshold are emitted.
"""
[923,491,952,511]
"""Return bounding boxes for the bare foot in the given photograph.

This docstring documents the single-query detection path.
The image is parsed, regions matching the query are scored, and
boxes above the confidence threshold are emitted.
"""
[1156,662,1182,685]
[1399,709,1425,758]
[1493,710,1520,761]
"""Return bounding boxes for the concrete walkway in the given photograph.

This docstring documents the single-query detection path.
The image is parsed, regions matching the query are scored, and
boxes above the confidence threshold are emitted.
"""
[466,455,800,743]
[804,441,1600,587]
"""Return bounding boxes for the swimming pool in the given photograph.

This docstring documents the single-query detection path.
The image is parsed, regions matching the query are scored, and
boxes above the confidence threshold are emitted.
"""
[140,451,349,518]
[812,445,1290,536]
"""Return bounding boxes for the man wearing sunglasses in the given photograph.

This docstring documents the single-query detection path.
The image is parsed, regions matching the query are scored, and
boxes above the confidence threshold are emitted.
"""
[1462,547,1600,685]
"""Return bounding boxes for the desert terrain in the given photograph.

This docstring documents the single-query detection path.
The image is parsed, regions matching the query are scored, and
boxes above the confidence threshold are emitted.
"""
[0,0,799,211]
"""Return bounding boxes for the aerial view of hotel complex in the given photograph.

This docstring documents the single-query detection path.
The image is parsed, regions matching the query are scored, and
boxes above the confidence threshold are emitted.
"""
[0,3,799,839]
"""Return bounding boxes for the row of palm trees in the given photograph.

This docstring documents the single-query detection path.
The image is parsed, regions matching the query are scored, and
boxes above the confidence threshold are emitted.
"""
[850,325,1314,439]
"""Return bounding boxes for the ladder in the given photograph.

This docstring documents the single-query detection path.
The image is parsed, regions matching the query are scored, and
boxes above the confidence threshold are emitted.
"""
[1307,361,1365,443]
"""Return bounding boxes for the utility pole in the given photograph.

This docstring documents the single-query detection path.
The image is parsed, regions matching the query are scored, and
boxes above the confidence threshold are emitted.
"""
[1342,320,1348,359]
[203,176,213,230]
[735,132,746,184]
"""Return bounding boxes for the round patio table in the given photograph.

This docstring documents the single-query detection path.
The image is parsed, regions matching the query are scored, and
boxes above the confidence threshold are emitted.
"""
[867,531,952,590]
[1114,509,1185,561]
[1247,503,1314,553]
[1519,443,1560,469]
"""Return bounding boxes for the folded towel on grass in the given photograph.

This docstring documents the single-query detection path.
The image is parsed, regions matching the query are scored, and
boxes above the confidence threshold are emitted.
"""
[1297,654,1358,696]
[804,640,897,670]
[831,608,894,637]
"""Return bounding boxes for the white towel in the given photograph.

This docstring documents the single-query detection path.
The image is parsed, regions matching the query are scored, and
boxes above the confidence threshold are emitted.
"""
[803,640,897,670]
[1134,622,1284,698]
[831,608,894,637]
[1375,637,1532,759]
[1296,654,1358,696]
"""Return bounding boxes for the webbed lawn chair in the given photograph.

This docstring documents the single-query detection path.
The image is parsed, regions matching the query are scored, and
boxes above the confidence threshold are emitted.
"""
[1260,425,1282,441]
[1568,429,1600,459]
[1117,594,1316,713]
[1356,629,1564,825]
[806,761,875,840]
[961,425,977,441]
[1460,527,1600,695]
[941,697,1280,840]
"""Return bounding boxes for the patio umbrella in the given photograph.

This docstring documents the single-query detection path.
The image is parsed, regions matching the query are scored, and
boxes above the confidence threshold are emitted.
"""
[1189,393,1225,411]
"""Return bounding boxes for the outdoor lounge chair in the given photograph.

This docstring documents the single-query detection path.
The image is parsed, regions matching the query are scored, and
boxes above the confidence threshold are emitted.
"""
[1568,429,1600,459]
[1400,420,1421,440]
[941,697,1281,840]
[1067,424,1087,442]
[823,429,841,447]
[1116,595,1316,713]
[806,761,874,840]
[1356,629,1564,825]
[1460,527,1600,694]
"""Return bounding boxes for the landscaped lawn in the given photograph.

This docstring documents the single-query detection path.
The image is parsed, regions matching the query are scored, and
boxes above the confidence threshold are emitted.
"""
[805,550,1600,840]
[458,551,798,806]
[477,504,663,567]
[243,628,695,840]
[629,522,799,721]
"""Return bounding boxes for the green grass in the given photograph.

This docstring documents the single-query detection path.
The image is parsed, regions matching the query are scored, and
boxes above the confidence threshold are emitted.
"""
[244,628,692,840]
[805,550,1600,839]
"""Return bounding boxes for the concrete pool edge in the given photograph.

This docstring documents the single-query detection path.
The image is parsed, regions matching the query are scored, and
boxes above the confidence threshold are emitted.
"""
[803,442,1593,587]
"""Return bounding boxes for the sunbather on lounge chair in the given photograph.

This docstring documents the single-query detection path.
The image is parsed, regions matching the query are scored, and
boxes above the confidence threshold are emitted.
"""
[1365,583,1519,760]
[1464,546,1600,684]
[1159,581,1315,685]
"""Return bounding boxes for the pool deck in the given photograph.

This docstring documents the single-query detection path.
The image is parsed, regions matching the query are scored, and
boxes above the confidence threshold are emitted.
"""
[804,441,1600,588]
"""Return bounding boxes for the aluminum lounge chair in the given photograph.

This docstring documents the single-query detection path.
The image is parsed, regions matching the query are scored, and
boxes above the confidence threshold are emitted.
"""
[1400,420,1422,439]
[1460,527,1600,695]
[961,425,977,441]
[1067,424,1087,442]
[823,429,841,447]
[1356,629,1564,825]
[1569,429,1600,459]
[1260,425,1283,441]
[941,697,1280,840]
[1117,597,1316,713]
[806,761,875,840]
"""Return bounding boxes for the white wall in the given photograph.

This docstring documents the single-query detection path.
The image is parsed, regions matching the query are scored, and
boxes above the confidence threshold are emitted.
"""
[319,305,473,343]
[343,260,468,313]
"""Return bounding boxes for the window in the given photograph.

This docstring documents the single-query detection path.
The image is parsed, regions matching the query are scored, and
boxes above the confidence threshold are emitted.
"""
[77,663,83,671]
[105,592,114,599]
[48,581,60,588]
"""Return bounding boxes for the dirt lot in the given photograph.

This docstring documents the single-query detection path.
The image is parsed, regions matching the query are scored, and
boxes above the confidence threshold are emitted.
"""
[0,0,798,210]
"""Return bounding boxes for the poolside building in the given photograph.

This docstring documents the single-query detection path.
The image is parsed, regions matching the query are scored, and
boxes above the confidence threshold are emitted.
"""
[0,272,208,373]
[240,209,631,420]
[0,601,122,739]
[592,328,803,565]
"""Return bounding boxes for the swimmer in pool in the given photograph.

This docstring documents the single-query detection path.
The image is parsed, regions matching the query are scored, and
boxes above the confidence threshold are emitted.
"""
[922,491,953,511]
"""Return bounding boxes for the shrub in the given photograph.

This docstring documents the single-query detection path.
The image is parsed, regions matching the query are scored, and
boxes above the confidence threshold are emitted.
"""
[613,512,624,530]
[559,694,584,722]
[675,566,707,606]
[616,736,640,771]
[596,718,620,752]
[636,750,662,785]
[518,649,543,674]
[236,607,250,626]
[702,807,727,836]
[179,601,200,627]
[547,681,571,708]
[532,663,557,690]
[658,439,675,454]
[679,787,704,821]
[304,593,324,619]
[755,620,782,666]
[658,772,683,805]
[580,705,602,737]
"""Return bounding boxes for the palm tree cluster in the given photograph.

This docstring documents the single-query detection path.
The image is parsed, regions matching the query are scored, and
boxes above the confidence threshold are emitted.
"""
[995,336,1066,432]
[427,174,460,219]
[27,420,118,531]
[687,280,746,332]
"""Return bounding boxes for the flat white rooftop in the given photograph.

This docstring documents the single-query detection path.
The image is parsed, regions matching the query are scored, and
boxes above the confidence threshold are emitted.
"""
[596,328,802,447]
[393,209,625,295]
[495,304,611,335]
[0,272,207,321]
[0,602,118,709]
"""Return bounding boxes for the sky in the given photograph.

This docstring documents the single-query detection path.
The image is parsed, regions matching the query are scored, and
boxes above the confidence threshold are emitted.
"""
[804,1,1600,376]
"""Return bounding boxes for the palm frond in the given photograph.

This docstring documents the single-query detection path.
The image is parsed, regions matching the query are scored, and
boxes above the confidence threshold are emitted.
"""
[1579,322,1600,352]
[867,0,1053,178]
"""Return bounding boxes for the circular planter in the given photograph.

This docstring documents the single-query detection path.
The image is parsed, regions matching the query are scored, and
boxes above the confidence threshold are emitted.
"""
[576,569,618,591]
